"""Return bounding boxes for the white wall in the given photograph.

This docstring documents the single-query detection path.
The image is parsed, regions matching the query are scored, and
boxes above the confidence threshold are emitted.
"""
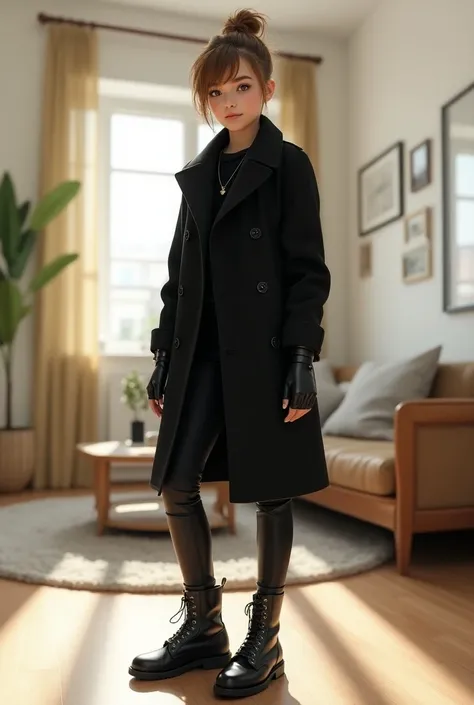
[348,0,474,364]
[0,0,348,431]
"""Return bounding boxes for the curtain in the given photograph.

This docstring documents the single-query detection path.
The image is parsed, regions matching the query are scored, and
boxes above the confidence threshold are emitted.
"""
[33,25,99,489]
[279,56,327,357]
[279,57,320,176]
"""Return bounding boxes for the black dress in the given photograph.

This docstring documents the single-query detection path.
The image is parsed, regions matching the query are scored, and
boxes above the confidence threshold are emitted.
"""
[194,147,247,362]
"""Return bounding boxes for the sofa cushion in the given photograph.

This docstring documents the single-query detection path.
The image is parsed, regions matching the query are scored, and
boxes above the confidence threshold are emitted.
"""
[322,346,442,441]
[313,359,346,424]
[323,435,396,496]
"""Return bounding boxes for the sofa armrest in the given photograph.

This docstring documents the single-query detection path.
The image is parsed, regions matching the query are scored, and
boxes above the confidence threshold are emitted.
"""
[394,398,474,518]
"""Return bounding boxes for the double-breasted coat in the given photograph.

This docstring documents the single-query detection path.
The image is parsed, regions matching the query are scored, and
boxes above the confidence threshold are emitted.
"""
[149,115,331,504]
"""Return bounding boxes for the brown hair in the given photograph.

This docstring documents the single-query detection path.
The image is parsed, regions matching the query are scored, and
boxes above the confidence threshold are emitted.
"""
[191,9,273,126]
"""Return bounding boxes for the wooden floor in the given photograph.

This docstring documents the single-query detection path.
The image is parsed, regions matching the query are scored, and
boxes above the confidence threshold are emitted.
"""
[0,491,473,705]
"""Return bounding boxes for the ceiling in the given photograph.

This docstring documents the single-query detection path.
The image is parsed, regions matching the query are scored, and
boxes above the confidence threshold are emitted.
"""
[101,0,381,36]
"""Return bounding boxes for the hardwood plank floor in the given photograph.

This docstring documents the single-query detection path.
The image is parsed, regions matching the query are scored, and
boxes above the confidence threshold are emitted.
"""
[0,490,472,705]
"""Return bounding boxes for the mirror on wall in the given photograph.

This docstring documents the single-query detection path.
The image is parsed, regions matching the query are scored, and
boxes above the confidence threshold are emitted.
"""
[442,82,474,312]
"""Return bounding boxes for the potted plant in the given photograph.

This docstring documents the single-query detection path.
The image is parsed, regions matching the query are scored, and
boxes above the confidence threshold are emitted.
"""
[120,370,149,444]
[0,172,81,492]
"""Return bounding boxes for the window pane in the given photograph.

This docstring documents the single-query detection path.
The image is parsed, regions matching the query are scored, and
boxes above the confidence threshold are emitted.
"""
[456,199,474,246]
[111,114,184,173]
[111,261,169,289]
[198,123,217,153]
[455,153,474,197]
[109,171,181,260]
[108,288,159,353]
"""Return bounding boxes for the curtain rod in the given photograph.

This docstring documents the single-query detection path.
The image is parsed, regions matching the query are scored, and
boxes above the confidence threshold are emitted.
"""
[37,12,323,65]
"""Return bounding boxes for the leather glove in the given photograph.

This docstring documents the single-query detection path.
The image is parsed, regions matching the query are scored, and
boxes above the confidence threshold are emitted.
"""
[282,346,317,410]
[146,349,170,401]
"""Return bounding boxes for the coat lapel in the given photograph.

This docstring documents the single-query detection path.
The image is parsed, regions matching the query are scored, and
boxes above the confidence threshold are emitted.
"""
[175,115,283,237]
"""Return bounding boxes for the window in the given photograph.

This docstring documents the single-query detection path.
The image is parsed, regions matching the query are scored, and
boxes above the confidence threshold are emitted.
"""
[99,83,279,356]
[454,150,474,306]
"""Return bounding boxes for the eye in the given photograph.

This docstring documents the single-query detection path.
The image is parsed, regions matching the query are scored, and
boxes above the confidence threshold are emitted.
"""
[209,89,221,98]
[237,83,251,92]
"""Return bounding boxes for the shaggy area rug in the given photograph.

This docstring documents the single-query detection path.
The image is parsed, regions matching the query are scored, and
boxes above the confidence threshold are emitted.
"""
[0,493,393,593]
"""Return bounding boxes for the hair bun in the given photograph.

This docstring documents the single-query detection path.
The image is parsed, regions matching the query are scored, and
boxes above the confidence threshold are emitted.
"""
[222,9,266,38]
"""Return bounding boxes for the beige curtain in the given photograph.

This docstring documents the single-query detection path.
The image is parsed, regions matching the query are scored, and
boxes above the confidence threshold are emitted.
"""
[279,57,327,357]
[279,57,320,176]
[33,25,99,489]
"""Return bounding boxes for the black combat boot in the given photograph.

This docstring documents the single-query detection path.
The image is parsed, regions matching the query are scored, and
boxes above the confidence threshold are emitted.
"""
[214,590,285,698]
[129,579,231,681]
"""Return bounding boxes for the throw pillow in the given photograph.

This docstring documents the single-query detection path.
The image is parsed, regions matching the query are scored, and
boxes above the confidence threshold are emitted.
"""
[322,346,442,440]
[313,359,346,425]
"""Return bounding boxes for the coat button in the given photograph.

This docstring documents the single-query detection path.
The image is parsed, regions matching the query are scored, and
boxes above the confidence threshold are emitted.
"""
[178,285,184,296]
[271,336,280,348]
[184,230,190,241]
[256,281,268,294]
[173,337,180,348]
[250,227,261,239]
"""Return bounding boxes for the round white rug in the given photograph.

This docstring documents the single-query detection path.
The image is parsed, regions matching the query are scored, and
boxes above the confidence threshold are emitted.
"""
[0,494,393,593]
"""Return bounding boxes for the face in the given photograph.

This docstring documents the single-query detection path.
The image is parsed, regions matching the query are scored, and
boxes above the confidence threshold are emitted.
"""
[208,58,275,131]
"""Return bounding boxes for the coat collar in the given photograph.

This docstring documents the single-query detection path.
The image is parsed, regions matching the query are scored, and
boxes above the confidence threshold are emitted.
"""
[175,115,283,236]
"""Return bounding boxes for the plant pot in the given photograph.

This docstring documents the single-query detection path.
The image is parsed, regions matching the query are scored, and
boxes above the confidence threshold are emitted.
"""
[0,428,35,492]
[130,420,145,445]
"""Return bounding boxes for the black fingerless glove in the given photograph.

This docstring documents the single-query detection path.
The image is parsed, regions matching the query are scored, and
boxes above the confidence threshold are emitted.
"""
[146,349,170,401]
[283,346,317,409]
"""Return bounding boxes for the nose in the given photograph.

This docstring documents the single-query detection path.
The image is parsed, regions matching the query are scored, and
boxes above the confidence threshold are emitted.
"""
[225,94,237,109]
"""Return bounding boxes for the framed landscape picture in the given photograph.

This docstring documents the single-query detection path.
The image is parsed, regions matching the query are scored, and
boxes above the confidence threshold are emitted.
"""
[410,139,432,192]
[358,142,404,236]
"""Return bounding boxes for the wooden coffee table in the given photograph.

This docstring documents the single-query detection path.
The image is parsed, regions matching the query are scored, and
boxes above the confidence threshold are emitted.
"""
[77,441,236,536]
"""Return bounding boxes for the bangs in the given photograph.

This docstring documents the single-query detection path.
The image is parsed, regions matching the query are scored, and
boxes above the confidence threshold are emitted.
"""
[202,45,242,91]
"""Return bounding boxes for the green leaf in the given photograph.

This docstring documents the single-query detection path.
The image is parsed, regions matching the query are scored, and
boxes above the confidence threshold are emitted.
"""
[18,201,30,228]
[29,181,81,232]
[0,172,21,269]
[0,279,24,345]
[28,253,79,293]
[9,230,37,280]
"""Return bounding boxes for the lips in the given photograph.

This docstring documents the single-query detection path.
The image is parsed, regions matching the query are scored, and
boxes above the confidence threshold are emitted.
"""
[225,113,242,119]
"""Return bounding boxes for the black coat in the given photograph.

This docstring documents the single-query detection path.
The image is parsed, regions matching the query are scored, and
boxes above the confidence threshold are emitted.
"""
[150,115,331,503]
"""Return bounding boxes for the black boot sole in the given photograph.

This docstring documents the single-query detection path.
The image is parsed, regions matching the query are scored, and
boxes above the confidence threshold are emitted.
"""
[129,651,232,681]
[213,659,285,698]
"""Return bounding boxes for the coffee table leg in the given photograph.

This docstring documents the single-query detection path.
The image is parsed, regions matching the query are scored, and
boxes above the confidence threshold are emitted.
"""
[95,459,110,535]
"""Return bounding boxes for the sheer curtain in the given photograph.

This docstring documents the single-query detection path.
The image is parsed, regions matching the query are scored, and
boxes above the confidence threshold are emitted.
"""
[33,25,99,489]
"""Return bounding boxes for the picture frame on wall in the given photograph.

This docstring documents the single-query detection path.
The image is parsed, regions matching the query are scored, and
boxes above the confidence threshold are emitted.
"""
[358,141,404,236]
[402,207,433,284]
[402,244,432,284]
[404,206,432,245]
[410,139,432,192]
[359,241,372,278]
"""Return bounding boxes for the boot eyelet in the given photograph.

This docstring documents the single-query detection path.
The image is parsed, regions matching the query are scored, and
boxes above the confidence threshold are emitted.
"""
[192,620,197,624]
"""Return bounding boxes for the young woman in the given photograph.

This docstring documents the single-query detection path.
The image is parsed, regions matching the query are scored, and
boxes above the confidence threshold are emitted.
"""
[129,9,331,699]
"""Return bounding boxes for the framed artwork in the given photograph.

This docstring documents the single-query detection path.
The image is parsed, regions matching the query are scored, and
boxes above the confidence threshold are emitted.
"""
[404,207,432,245]
[358,141,404,236]
[442,80,474,312]
[359,242,372,278]
[410,139,432,192]
[402,244,432,284]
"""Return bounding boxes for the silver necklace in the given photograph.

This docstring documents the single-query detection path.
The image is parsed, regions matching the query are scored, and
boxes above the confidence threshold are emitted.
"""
[217,151,245,195]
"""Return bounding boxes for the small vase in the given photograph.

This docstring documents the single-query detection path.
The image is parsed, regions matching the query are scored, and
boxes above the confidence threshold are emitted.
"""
[130,420,145,444]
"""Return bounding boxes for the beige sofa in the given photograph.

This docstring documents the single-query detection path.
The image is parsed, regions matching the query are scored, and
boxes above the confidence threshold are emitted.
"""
[301,362,474,575]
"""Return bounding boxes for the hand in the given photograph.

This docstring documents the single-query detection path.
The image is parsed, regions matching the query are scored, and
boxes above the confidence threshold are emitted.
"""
[147,349,170,418]
[282,346,317,423]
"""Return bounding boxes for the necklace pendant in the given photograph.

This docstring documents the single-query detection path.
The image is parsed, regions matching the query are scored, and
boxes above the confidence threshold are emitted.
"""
[220,187,226,195]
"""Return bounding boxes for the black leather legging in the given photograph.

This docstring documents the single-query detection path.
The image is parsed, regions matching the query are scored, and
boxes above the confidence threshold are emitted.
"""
[161,356,293,594]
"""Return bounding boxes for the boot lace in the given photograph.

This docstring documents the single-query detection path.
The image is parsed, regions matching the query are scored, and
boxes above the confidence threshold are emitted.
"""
[235,596,268,662]
[167,594,197,650]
